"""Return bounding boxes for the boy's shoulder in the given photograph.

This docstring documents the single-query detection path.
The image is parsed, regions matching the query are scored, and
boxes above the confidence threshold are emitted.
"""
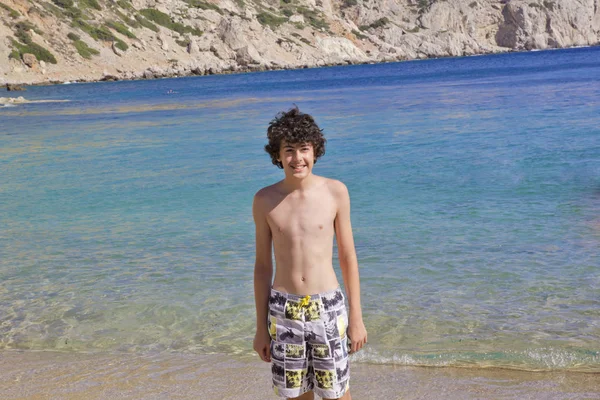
[254,181,284,208]
[321,176,349,198]
[255,181,283,198]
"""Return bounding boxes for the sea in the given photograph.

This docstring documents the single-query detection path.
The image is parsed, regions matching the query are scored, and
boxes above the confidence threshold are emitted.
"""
[1,46,599,373]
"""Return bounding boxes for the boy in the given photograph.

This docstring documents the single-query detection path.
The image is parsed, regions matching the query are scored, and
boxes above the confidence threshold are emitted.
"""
[253,107,367,400]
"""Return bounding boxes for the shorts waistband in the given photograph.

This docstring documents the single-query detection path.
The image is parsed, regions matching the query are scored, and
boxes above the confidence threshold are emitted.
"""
[269,286,343,301]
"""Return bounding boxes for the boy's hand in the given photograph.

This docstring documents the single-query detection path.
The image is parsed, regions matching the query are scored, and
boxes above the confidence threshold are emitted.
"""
[348,319,367,354]
[253,330,272,362]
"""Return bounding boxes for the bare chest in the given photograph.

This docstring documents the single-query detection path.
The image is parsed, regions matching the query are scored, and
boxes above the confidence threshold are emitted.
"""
[268,196,336,239]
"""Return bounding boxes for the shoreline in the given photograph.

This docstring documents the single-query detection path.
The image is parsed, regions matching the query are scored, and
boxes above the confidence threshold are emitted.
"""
[2,350,599,399]
[3,45,598,89]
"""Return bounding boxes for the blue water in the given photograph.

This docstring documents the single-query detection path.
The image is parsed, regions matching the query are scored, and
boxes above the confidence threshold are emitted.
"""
[1,47,599,372]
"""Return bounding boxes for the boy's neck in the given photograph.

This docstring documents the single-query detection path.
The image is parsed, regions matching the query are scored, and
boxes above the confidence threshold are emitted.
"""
[282,173,317,193]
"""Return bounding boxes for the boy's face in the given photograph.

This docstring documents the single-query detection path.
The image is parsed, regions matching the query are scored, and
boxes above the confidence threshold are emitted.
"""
[278,140,315,179]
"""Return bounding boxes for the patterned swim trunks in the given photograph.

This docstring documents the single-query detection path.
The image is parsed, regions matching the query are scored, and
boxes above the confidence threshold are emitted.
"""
[268,287,350,399]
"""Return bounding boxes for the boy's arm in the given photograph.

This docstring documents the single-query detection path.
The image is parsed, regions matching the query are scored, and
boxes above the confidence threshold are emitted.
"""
[253,191,273,362]
[333,181,367,353]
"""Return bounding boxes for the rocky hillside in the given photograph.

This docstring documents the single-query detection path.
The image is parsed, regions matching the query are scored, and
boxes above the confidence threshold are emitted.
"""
[1,0,599,84]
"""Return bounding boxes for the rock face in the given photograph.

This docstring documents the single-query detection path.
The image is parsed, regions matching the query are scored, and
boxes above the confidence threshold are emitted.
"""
[496,0,600,49]
[0,0,599,84]
[6,84,26,91]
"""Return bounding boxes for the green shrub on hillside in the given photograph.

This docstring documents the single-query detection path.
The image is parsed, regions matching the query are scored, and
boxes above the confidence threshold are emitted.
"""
[40,2,65,18]
[0,3,20,18]
[62,5,82,19]
[134,15,159,32]
[359,17,389,31]
[14,24,33,44]
[52,0,74,9]
[10,38,58,64]
[140,9,176,26]
[107,20,137,38]
[80,0,102,10]
[185,0,223,15]
[67,31,99,59]
[296,7,328,30]
[140,8,202,35]
[114,38,128,51]
[115,10,141,28]
[73,19,110,40]
[117,0,134,10]
[9,48,21,60]
[13,21,45,46]
[73,39,100,58]
[352,29,366,39]
[257,11,287,29]
[71,18,129,50]
[92,25,114,41]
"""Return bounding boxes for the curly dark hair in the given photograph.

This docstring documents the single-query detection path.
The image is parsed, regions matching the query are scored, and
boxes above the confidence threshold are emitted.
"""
[265,107,326,169]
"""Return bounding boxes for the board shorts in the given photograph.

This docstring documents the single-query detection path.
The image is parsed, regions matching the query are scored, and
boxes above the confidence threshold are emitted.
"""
[268,287,350,399]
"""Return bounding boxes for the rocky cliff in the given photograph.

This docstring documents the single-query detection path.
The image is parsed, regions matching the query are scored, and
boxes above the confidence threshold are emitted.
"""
[1,0,599,84]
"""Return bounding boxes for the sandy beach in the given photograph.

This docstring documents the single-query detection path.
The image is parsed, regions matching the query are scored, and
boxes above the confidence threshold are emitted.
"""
[1,351,599,399]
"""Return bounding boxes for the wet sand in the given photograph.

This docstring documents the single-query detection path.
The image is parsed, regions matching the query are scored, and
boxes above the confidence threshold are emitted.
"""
[1,351,599,399]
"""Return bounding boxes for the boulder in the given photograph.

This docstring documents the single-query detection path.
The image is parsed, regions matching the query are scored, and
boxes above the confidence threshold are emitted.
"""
[219,17,250,49]
[6,84,26,91]
[100,74,119,81]
[22,53,38,68]
[235,44,264,66]
[210,42,235,60]
[187,38,200,55]
[143,69,155,79]
[290,15,305,24]
[158,32,169,51]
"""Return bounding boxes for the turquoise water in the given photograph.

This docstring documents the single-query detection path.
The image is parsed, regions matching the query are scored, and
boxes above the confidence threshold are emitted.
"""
[1,47,599,372]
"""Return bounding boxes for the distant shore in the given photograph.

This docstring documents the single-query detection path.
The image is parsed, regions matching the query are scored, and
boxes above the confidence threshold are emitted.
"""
[1,350,599,399]
[4,45,600,89]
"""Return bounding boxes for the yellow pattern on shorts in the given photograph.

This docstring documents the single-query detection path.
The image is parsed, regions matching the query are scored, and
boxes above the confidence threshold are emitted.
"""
[315,369,334,389]
[285,300,303,320]
[337,314,347,339]
[312,344,330,358]
[304,301,321,321]
[286,343,304,358]
[269,315,277,340]
[285,369,305,389]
